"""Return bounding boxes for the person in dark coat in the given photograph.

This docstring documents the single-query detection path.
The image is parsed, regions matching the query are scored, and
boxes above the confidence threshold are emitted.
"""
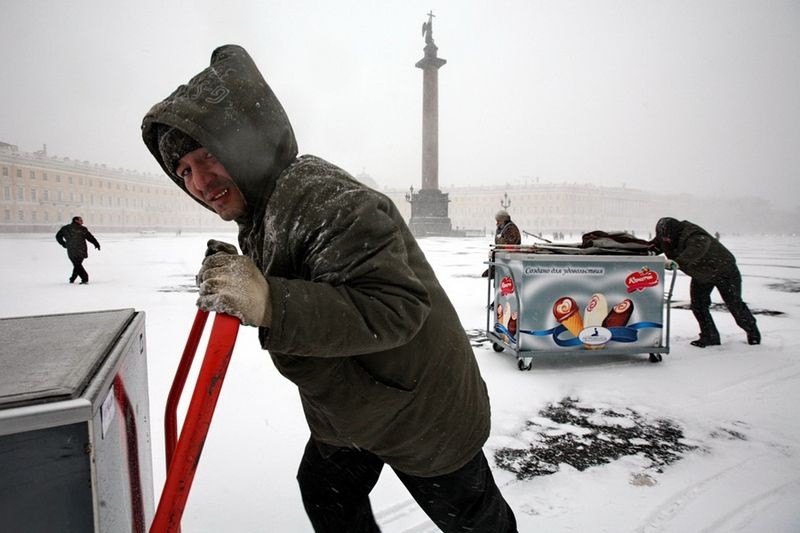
[142,45,516,532]
[653,217,760,347]
[55,216,100,284]
[494,210,521,245]
[482,210,522,278]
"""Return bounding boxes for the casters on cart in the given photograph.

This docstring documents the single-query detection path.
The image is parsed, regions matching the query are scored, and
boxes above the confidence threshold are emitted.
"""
[492,343,505,353]
[517,358,533,371]
[649,353,663,363]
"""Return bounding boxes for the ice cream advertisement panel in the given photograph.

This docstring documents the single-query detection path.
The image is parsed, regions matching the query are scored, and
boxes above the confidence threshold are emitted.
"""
[493,255,665,353]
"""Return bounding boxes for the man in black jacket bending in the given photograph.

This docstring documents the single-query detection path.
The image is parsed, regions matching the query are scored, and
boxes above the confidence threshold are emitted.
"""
[653,217,760,347]
[55,216,100,284]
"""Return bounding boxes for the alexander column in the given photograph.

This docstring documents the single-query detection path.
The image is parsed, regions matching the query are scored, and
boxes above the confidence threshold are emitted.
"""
[407,11,454,237]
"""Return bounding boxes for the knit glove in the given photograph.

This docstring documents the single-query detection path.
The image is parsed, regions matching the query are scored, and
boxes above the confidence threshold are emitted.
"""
[205,239,239,257]
[196,253,272,327]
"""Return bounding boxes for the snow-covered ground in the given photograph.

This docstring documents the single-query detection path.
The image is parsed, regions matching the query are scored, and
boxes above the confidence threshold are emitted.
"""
[1,232,798,532]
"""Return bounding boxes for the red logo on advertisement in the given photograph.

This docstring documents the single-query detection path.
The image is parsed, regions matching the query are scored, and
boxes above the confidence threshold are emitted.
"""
[625,267,659,293]
[499,276,515,296]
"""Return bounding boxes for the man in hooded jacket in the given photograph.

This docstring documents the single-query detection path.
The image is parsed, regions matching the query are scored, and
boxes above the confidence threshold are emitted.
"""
[142,45,516,532]
[55,215,100,284]
[653,217,760,347]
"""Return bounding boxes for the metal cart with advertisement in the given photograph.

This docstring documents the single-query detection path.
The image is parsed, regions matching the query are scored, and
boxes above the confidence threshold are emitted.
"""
[486,243,677,370]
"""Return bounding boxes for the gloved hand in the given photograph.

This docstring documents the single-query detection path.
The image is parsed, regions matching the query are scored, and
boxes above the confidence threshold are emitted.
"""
[205,239,238,257]
[196,253,272,327]
[665,259,678,271]
[95,245,101,251]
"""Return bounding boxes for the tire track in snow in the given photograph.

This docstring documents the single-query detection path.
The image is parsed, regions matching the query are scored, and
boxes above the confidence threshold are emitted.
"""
[698,476,800,533]
[634,454,766,533]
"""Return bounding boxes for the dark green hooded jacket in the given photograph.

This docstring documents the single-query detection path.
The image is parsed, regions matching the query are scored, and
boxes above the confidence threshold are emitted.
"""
[654,217,738,283]
[142,45,490,476]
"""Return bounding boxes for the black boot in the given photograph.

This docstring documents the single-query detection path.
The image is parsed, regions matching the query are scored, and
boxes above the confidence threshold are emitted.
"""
[690,336,721,348]
[747,328,761,345]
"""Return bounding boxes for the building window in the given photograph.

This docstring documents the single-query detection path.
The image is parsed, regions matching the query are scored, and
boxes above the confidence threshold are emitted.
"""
[56,174,61,182]
[17,186,24,201]
[16,169,22,177]
[43,172,48,180]
[31,188,37,201]
[3,210,8,221]
[18,210,23,221]
[57,191,62,201]
[3,186,9,200]
[44,190,49,201]
[69,176,73,184]
[30,170,35,178]
[32,211,37,222]
[2,167,7,176]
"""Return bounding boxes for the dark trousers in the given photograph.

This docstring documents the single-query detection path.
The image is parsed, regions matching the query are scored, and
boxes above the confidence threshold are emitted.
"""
[69,256,89,283]
[297,438,517,533]
[690,270,757,342]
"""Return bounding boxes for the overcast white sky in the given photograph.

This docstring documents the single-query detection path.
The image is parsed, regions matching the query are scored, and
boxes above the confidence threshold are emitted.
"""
[1,1,798,208]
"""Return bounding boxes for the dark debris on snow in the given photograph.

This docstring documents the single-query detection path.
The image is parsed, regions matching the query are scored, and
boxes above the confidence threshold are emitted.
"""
[494,397,700,480]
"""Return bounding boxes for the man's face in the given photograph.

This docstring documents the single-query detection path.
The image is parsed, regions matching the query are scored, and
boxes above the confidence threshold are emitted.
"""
[175,148,247,221]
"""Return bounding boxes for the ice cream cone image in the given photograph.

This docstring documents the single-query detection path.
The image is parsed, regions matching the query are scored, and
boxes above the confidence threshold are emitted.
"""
[553,296,583,338]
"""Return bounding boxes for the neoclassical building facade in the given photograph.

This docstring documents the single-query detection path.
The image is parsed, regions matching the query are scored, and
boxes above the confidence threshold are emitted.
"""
[1,142,227,232]
[2,142,794,236]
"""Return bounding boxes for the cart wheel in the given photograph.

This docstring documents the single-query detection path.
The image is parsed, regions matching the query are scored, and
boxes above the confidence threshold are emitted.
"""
[517,358,533,371]
[649,353,663,363]
[492,343,505,353]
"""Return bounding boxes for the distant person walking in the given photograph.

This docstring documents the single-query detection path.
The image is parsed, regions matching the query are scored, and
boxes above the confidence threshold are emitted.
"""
[653,217,760,347]
[55,216,100,284]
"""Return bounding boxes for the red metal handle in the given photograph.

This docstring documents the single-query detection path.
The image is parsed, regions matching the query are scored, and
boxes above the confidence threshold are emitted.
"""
[164,310,209,471]
[150,310,240,533]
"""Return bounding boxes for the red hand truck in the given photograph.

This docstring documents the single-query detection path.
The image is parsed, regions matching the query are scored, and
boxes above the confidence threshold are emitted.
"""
[150,310,240,532]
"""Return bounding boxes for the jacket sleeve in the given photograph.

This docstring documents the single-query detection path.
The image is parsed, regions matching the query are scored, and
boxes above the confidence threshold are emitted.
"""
[265,192,431,358]
[55,227,67,247]
[503,223,521,245]
[84,230,100,249]
[675,233,712,271]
